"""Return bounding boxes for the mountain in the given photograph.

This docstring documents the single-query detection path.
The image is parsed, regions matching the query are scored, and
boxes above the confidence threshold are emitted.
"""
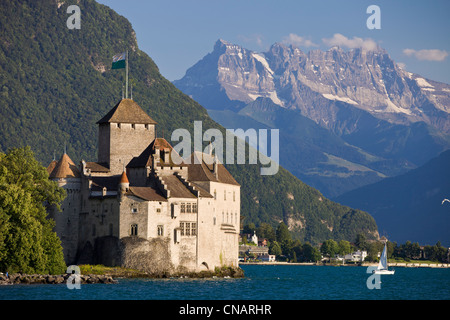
[174,39,450,197]
[0,0,378,245]
[335,150,450,246]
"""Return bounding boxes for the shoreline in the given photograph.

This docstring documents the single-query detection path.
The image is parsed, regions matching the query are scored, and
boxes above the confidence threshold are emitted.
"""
[2,261,448,285]
[239,261,450,268]
[0,273,117,286]
[0,265,245,285]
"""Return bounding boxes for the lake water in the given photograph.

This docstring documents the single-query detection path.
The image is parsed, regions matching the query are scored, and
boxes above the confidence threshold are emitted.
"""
[1,264,449,300]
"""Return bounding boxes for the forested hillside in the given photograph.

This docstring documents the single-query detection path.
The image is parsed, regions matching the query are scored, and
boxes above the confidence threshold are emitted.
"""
[0,0,378,245]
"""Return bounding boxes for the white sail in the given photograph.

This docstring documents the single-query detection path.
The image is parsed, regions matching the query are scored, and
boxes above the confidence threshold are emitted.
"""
[378,244,388,270]
[374,242,395,274]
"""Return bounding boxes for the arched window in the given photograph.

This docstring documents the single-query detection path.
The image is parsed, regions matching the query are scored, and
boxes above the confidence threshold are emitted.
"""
[131,224,138,236]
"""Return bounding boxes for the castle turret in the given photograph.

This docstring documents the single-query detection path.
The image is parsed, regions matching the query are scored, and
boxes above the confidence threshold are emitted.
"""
[118,169,130,198]
[47,152,81,265]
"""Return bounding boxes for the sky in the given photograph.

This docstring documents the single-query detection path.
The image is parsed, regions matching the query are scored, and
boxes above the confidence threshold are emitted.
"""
[97,0,450,84]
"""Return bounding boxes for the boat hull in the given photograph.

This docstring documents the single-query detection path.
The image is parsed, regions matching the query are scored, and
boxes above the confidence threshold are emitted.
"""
[374,269,395,275]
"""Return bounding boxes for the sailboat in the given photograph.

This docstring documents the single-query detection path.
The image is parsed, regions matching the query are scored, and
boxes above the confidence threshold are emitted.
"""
[374,242,395,275]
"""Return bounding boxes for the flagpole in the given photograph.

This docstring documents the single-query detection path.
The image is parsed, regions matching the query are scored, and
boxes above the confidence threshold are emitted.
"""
[125,50,129,99]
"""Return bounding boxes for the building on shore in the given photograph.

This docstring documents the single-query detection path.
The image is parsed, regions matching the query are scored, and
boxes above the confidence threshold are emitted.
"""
[47,98,241,274]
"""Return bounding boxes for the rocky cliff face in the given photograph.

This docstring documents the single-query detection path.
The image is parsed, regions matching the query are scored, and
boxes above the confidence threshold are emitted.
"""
[174,40,450,197]
[175,39,450,134]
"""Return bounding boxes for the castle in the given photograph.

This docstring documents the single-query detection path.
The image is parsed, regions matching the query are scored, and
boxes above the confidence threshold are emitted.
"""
[47,98,240,274]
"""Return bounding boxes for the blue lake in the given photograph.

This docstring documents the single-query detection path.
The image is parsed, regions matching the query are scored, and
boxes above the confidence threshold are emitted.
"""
[1,264,449,300]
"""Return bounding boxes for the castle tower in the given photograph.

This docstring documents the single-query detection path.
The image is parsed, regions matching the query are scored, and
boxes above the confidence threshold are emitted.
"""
[97,99,157,175]
[47,152,81,265]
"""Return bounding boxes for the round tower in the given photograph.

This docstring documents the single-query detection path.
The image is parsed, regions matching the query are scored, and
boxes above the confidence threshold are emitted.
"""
[119,169,130,194]
[47,152,81,265]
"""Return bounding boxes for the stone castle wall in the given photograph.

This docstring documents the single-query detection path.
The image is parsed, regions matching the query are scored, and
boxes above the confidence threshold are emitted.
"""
[107,123,155,175]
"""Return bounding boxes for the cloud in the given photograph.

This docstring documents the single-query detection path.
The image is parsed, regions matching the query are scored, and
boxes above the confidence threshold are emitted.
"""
[396,62,406,69]
[238,34,265,48]
[403,48,448,61]
[282,33,318,48]
[322,33,378,51]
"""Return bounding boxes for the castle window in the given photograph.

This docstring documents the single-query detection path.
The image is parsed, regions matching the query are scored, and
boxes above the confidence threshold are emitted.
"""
[180,203,186,213]
[213,217,216,225]
[233,191,235,202]
[179,221,197,236]
[145,124,149,130]
[131,124,135,129]
[131,207,138,213]
[157,225,164,236]
[214,190,217,200]
[186,203,191,213]
[224,190,226,201]
[117,123,121,128]
[156,208,161,213]
[131,224,138,236]
[192,203,197,213]
[180,222,185,236]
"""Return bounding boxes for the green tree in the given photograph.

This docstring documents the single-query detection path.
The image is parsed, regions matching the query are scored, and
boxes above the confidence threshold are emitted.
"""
[276,222,291,243]
[320,239,338,261]
[355,233,368,250]
[366,242,383,262]
[302,242,321,262]
[256,223,276,242]
[269,241,282,257]
[424,242,448,262]
[242,223,256,235]
[338,240,353,256]
[0,147,66,274]
[290,240,302,262]
[396,241,421,260]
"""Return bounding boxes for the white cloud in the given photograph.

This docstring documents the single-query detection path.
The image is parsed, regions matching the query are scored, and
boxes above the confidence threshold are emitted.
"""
[322,33,378,51]
[282,33,318,48]
[397,62,406,69]
[403,48,448,61]
[238,34,265,48]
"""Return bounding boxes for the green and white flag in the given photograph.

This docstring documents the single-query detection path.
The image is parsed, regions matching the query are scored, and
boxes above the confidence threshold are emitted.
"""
[112,52,126,69]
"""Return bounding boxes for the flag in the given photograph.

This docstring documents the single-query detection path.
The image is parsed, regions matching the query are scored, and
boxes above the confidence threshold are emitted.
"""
[112,52,126,69]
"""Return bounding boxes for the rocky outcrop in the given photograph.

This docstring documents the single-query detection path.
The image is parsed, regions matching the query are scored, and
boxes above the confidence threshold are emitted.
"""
[0,273,117,285]
[174,39,450,133]
[0,266,244,285]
